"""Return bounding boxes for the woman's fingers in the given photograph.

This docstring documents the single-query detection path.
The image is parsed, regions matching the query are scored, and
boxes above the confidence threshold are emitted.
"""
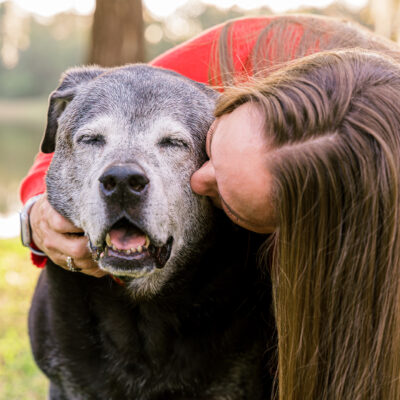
[42,230,88,260]
[44,231,107,277]
[29,193,108,278]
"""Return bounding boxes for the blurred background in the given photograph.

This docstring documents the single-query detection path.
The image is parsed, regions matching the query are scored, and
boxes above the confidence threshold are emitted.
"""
[0,0,397,398]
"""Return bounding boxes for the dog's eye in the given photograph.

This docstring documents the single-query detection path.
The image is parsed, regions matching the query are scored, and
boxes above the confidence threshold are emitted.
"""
[76,134,106,146]
[158,137,189,149]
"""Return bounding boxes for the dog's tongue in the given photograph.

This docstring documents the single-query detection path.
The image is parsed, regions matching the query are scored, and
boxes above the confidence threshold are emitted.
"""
[109,226,146,250]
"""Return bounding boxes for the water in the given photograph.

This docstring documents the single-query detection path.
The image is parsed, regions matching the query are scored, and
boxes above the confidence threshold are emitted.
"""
[0,97,47,238]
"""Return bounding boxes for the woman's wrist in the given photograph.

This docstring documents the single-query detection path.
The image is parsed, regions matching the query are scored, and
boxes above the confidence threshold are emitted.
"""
[19,194,46,256]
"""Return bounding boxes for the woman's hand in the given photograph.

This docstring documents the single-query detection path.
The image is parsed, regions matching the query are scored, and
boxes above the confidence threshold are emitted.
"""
[30,193,107,278]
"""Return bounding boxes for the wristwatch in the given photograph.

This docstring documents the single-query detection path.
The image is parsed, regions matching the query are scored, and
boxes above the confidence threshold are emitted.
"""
[20,194,47,256]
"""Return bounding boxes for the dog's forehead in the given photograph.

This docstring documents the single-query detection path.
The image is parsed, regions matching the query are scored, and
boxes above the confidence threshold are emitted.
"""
[82,66,204,110]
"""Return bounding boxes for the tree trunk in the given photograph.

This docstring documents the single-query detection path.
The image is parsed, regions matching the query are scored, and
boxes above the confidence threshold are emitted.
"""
[88,0,145,67]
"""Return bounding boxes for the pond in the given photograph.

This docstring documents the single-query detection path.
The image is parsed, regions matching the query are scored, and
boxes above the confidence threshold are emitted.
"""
[0,98,48,237]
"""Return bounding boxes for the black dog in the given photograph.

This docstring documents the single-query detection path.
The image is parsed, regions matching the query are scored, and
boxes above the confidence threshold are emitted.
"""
[29,65,274,399]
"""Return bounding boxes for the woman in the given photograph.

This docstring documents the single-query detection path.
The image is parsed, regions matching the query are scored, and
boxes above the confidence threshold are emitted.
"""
[21,14,400,275]
[194,48,400,399]
[20,16,400,399]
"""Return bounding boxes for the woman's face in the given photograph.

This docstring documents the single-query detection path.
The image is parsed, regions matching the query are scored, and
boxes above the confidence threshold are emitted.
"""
[190,102,276,233]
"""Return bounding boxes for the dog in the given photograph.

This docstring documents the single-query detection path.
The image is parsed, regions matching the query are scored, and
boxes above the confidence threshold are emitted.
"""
[29,64,273,399]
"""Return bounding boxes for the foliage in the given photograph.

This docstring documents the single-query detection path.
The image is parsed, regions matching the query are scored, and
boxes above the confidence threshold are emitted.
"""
[0,8,90,98]
[0,238,48,399]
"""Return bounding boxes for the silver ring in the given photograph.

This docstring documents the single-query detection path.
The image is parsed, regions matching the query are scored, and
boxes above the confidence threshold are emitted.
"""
[66,256,81,272]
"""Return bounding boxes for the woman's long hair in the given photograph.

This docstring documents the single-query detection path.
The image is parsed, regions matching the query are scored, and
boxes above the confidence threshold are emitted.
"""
[215,50,400,399]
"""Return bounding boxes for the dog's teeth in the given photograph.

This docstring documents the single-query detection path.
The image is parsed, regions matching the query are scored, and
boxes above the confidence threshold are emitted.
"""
[105,234,112,247]
[103,242,149,254]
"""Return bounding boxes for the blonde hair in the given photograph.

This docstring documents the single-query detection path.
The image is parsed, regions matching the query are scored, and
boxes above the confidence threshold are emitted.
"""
[216,49,400,399]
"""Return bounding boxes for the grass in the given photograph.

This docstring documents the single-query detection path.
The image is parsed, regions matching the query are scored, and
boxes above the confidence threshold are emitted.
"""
[0,238,48,399]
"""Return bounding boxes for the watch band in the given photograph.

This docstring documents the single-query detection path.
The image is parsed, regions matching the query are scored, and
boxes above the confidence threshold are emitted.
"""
[19,194,47,256]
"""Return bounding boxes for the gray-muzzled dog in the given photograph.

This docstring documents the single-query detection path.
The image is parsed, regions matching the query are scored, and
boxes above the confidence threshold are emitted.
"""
[29,64,273,399]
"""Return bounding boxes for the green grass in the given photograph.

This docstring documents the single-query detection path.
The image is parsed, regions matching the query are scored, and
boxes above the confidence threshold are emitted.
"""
[0,238,48,399]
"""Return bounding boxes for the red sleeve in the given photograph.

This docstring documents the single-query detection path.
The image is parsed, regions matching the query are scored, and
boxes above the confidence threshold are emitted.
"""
[149,16,309,83]
[150,17,273,83]
[20,152,53,204]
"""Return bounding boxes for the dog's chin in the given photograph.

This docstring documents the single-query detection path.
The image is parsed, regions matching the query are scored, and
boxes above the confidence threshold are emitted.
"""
[99,252,177,301]
[98,255,161,279]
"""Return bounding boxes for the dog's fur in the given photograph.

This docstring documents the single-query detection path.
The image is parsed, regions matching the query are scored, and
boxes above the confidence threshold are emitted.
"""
[29,65,273,399]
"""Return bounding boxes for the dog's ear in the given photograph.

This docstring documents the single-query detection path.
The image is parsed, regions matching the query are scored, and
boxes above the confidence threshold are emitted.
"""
[41,66,105,153]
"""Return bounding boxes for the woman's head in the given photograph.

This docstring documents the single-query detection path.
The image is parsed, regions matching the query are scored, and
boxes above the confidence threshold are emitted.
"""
[194,49,400,233]
[192,49,400,232]
[195,49,400,399]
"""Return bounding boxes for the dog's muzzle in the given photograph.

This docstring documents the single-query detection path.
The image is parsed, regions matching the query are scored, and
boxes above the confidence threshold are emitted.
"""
[89,162,174,278]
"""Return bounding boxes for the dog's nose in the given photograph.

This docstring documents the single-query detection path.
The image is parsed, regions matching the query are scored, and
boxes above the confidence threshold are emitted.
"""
[99,163,149,198]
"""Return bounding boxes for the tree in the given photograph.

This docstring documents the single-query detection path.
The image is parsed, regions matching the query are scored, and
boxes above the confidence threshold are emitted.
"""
[88,0,145,66]
[369,0,400,43]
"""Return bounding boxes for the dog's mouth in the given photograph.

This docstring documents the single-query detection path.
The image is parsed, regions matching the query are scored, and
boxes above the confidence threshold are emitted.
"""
[91,217,173,277]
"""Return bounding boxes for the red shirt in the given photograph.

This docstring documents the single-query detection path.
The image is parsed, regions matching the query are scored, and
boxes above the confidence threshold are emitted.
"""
[19,16,309,266]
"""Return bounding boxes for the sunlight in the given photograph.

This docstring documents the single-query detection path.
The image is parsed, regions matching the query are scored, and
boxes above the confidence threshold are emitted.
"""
[203,0,331,12]
[3,0,96,17]
[145,0,188,18]
[1,0,369,18]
